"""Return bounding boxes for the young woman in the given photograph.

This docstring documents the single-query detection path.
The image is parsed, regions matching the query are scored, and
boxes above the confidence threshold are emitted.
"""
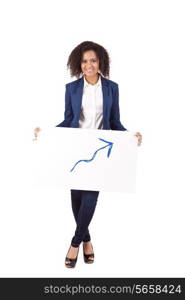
[34,41,142,268]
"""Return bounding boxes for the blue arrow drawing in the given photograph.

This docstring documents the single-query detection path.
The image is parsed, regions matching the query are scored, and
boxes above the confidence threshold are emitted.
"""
[70,138,113,172]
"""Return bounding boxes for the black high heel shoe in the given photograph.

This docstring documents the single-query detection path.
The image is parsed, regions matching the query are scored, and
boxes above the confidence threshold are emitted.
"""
[83,242,94,264]
[65,245,79,268]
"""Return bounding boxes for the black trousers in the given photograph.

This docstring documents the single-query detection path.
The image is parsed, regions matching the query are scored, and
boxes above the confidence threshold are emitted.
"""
[70,189,99,247]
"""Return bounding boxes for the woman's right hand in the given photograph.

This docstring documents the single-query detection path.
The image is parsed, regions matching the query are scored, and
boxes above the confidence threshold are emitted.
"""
[33,127,41,141]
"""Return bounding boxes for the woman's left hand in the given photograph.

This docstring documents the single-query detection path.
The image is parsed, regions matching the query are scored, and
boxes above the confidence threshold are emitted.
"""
[134,132,142,146]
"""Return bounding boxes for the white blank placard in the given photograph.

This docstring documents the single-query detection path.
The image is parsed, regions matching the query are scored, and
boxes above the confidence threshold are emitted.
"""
[32,128,138,193]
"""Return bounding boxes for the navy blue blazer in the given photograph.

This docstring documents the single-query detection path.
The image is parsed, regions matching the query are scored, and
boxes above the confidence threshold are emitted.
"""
[56,75,127,131]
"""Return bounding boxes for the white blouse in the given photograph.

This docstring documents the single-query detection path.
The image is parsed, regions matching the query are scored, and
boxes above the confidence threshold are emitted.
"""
[78,75,103,129]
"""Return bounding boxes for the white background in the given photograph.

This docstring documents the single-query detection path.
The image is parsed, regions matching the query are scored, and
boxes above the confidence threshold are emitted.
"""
[0,0,185,277]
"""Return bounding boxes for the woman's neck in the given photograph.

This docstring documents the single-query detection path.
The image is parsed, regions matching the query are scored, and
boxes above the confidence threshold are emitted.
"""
[84,73,100,85]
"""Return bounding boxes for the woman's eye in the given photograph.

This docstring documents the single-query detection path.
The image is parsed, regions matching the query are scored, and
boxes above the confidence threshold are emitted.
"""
[82,59,97,63]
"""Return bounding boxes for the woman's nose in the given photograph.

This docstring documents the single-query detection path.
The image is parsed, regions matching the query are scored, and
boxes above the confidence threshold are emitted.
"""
[86,62,92,67]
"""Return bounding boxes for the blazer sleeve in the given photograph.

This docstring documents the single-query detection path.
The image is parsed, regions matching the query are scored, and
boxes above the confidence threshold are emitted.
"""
[110,84,127,131]
[55,84,74,127]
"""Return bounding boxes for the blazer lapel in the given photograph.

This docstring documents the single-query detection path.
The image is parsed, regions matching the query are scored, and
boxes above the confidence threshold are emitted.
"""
[101,76,112,127]
[72,77,84,120]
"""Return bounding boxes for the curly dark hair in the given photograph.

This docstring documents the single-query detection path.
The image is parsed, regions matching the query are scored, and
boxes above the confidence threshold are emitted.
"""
[67,41,110,79]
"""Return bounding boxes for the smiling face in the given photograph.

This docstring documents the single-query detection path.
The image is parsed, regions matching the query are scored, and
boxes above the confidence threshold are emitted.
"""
[81,50,100,78]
